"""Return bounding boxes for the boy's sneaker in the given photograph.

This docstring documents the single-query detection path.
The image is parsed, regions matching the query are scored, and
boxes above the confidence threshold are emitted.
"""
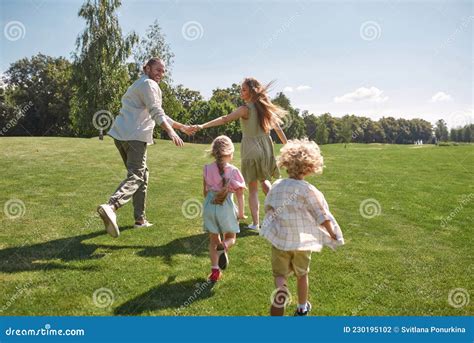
[270,286,290,316]
[216,243,228,270]
[294,302,312,316]
[208,268,221,283]
[97,204,120,238]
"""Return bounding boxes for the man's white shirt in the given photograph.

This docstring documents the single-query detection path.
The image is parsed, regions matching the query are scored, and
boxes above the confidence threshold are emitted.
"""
[108,75,175,144]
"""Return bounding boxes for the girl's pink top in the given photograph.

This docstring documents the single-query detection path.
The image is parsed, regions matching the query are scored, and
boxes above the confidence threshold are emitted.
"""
[203,162,246,193]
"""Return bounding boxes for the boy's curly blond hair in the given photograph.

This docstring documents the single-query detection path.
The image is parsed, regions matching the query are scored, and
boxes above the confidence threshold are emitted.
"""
[277,138,324,178]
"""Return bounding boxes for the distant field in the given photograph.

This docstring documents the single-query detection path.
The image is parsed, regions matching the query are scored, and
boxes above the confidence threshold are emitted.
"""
[0,137,472,316]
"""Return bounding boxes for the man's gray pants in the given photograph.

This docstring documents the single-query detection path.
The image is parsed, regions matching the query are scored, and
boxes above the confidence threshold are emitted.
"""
[108,139,149,221]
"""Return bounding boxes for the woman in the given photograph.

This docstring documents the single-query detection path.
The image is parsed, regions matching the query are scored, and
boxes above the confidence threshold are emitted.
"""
[196,77,288,229]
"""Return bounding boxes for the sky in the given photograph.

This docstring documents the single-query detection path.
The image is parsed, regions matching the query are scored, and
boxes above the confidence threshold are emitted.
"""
[1,0,473,129]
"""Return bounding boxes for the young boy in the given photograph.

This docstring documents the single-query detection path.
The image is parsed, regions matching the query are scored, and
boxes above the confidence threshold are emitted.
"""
[260,138,344,316]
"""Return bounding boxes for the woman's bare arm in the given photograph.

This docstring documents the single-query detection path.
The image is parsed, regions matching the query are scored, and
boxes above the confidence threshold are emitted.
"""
[272,122,288,144]
[235,188,247,220]
[199,106,248,130]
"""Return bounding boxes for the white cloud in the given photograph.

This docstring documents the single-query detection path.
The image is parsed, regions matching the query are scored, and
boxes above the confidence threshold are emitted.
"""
[431,91,452,102]
[334,86,388,103]
[283,85,311,93]
[296,85,312,91]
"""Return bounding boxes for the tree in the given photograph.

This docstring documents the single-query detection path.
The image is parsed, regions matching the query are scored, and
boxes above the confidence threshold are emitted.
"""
[303,114,318,140]
[131,20,174,82]
[210,84,243,107]
[315,117,329,144]
[409,118,432,143]
[155,82,186,140]
[175,85,203,111]
[347,115,366,143]
[283,109,306,140]
[272,92,305,139]
[71,0,138,136]
[2,54,73,136]
[463,125,472,142]
[319,113,338,143]
[379,117,400,144]
[434,119,449,141]
[340,115,353,146]
[395,118,411,144]
[450,128,457,142]
[364,120,385,143]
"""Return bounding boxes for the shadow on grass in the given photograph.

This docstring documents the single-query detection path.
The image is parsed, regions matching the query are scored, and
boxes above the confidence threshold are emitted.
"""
[114,275,215,315]
[137,233,209,265]
[136,227,260,265]
[238,223,260,238]
[0,224,259,274]
[0,226,134,273]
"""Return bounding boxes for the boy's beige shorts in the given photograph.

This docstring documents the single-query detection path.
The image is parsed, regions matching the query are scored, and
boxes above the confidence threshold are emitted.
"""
[271,246,312,278]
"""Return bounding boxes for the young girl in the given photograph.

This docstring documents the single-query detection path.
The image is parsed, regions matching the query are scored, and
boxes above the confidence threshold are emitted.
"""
[260,139,344,316]
[203,135,247,282]
[197,78,288,230]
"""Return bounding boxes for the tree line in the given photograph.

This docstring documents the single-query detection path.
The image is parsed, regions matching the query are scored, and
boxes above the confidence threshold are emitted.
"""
[1,0,471,144]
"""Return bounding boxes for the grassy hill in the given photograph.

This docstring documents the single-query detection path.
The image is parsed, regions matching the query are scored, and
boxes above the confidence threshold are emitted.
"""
[0,137,472,316]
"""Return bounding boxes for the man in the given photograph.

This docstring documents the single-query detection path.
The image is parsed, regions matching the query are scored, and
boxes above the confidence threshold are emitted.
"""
[97,57,196,237]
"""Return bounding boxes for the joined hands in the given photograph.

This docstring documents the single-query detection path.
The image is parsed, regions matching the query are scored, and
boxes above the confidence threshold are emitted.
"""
[179,125,203,136]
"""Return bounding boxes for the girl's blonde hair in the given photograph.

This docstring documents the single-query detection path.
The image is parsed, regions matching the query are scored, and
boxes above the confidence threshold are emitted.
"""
[209,135,235,205]
[242,77,288,133]
[277,138,324,178]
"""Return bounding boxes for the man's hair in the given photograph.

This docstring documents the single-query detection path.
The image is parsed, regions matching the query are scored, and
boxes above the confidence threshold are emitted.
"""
[143,57,164,72]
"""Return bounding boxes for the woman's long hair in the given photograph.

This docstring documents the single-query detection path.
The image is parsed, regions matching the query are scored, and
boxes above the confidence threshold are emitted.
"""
[242,77,288,133]
[210,135,235,205]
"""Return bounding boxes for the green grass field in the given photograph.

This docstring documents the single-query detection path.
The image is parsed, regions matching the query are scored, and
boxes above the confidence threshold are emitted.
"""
[0,137,472,316]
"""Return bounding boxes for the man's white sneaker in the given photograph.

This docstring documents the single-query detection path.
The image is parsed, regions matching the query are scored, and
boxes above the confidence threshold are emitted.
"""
[134,220,153,228]
[97,204,120,238]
